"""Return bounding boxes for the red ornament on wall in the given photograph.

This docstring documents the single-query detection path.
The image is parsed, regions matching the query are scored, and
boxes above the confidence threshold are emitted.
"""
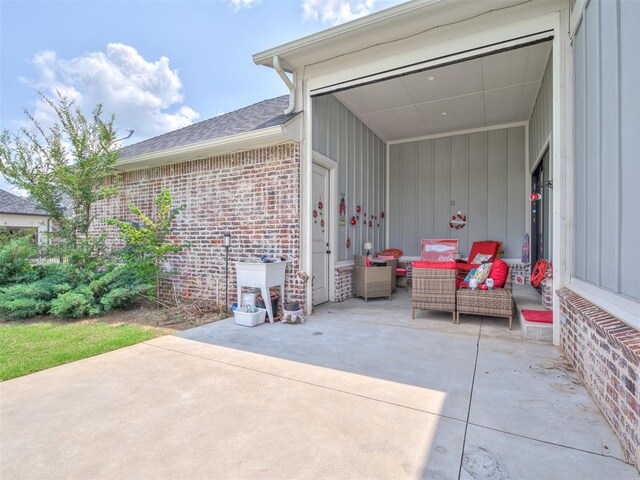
[350,216,357,226]
[368,220,372,227]
[318,200,324,210]
[380,211,385,219]
[346,238,351,248]
[356,205,361,213]
[313,209,318,218]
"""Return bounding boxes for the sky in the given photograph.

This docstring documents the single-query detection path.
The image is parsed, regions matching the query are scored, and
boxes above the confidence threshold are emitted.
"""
[0,0,405,194]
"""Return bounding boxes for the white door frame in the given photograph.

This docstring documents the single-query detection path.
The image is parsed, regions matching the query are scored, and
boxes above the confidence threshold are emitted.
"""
[312,151,338,306]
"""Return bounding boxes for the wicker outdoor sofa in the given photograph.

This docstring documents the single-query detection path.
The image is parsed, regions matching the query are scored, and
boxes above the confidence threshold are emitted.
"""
[412,262,514,329]
[412,262,457,322]
[456,267,514,329]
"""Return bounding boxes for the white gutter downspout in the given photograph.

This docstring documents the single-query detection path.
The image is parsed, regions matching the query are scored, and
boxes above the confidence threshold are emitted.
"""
[273,55,296,115]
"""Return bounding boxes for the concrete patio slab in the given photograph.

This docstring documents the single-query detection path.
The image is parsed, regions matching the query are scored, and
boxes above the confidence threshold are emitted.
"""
[1,293,638,479]
[1,336,465,480]
[173,311,477,421]
[461,424,635,480]
[470,335,625,459]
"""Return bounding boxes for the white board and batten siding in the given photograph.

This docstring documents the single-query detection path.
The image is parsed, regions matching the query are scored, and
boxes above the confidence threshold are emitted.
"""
[389,127,526,258]
[312,94,386,261]
[573,0,640,305]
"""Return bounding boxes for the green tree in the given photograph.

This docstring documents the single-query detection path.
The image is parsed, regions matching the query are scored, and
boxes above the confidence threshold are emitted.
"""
[0,92,121,270]
[108,188,189,303]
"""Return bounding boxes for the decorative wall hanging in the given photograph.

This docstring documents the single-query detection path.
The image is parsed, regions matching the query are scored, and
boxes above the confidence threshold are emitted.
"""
[449,211,467,230]
[380,211,385,219]
[368,220,372,227]
[350,216,357,226]
[318,200,324,210]
[313,209,318,223]
[346,237,351,248]
[320,219,325,234]
[356,205,361,213]
[339,194,346,226]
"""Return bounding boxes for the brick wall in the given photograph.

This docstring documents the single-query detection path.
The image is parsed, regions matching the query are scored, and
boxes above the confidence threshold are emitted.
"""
[557,288,640,470]
[92,142,306,310]
[334,265,354,302]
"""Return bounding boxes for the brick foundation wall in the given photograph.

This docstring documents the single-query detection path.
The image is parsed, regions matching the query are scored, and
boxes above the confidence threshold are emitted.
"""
[92,142,306,309]
[334,265,353,302]
[557,288,640,469]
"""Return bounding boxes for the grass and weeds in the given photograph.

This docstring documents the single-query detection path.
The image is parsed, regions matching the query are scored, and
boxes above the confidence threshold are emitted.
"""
[0,320,164,381]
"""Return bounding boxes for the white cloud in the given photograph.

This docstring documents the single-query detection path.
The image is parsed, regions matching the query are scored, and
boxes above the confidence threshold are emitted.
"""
[303,0,405,25]
[228,0,257,11]
[22,43,199,143]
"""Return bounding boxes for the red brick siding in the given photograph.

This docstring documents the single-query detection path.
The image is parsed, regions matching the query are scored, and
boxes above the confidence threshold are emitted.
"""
[558,288,640,470]
[334,265,353,302]
[92,143,306,309]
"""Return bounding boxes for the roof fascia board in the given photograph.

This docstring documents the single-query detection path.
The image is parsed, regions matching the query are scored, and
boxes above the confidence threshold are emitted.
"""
[305,9,560,93]
[0,211,49,217]
[116,124,292,172]
[252,0,446,67]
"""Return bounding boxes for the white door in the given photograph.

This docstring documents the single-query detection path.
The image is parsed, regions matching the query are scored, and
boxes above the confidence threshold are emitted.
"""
[312,163,330,305]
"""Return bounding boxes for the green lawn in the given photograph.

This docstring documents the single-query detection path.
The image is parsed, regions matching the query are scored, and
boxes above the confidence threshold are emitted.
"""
[0,322,164,381]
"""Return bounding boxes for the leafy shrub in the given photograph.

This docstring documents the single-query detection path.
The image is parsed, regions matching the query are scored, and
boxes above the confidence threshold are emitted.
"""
[100,287,139,311]
[0,226,36,248]
[50,286,99,318]
[0,277,71,319]
[0,238,38,285]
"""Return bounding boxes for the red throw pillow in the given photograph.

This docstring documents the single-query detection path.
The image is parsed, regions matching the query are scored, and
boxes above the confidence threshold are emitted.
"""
[365,257,371,267]
[488,259,509,287]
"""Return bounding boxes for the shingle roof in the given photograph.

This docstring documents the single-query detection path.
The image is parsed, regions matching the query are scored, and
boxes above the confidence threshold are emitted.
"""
[0,189,48,216]
[120,95,294,159]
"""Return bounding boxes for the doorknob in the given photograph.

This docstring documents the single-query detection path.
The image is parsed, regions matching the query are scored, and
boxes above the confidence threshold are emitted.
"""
[326,250,331,254]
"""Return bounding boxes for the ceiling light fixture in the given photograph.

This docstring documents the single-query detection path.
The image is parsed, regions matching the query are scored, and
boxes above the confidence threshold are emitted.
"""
[427,75,435,81]
[441,112,447,116]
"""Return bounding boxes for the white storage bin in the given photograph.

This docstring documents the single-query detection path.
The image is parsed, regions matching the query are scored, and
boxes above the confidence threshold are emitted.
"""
[234,308,266,327]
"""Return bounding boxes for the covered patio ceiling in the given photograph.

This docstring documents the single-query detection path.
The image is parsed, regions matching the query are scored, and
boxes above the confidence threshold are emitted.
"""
[334,41,552,142]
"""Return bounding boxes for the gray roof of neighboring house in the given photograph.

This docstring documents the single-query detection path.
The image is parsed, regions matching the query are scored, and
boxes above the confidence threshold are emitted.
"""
[120,95,294,159]
[0,189,48,216]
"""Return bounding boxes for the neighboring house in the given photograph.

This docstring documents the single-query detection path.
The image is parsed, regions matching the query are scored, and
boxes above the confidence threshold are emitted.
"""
[0,188,50,243]
[95,0,639,467]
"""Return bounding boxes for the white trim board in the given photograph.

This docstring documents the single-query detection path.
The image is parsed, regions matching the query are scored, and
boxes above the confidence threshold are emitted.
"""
[568,278,640,331]
[387,122,528,146]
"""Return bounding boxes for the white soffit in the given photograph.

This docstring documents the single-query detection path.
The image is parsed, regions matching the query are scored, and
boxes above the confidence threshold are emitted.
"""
[333,41,552,141]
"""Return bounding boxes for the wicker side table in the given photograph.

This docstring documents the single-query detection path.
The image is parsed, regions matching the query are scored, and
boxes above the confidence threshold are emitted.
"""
[455,268,514,329]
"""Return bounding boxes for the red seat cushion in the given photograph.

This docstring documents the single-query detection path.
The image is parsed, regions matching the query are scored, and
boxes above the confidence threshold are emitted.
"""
[488,259,509,287]
[413,261,457,270]
[396,268,408,274]
[468,240,500,262]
